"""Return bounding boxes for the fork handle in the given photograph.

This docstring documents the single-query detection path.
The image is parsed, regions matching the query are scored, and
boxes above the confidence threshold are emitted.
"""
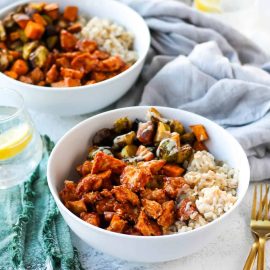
[243,240,259,270]
[257,237,266,270]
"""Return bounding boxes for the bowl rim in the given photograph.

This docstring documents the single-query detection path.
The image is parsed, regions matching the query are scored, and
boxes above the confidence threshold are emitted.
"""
[0,0,150,92]
[47,106,250,240]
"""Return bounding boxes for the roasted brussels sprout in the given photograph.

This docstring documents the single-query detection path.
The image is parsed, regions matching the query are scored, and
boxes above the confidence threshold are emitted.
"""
[22,41,39,60]
[181,132,195,145]
[147,107,169,124]
[113,117,132,134]
[46,35,58,50]
[170,120,185,135]
[29,45,49,68]
[177,144,193,164]
[10,40,23,52]
[121,145,138,158]
[0,21,6,41]
[19,29,28,43]
[154,122,170,143]
[92,128,115,146]
[113,131,136,149]
[156,138,179,162]
[88,146,113,160]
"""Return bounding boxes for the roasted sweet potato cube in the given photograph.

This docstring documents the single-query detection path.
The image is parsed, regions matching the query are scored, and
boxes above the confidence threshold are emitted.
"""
[76,174,103,195]
[60,30,77,51]
[136,145,154,161]
[8,50,21,60]
[138,159,166,174]
[157,200,175,228]
[102,56,124,72]
[13,13,30,29]
[76,39,97,53]
[56,57,70,68]
[91,152,126,175]
[60,67,83,79]
[142,199,163,219]
[71,53,98,73]
[83,191,102,205]
[107,214,127,233]
[177,198,198,221]
[80,212,100,227]
[9,31,20,41]
[59,180,79,203]
[64,6,78,22]
[190,125,209,142]
[30,67,44,83]
[4,70,18,79]
[140,188,167,204]
[120,165,152,192]
[135,210,162,236]
[164,177,189,199]
[193,141,208,151]
[136,121,155,144]
[66,199,87,215]
[112,186,139,206]
[161,164,185,177]
[44,3,59,20]
[32,13,47,26]
[11,59,29,76]
[24,21,45,40]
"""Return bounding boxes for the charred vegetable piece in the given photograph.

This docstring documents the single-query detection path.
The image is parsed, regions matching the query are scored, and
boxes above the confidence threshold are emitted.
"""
[136,121,155,145]
[170,119,185,135]
[121,145,137,158]
[113,131,136,149]
[156,138,179,162]
[113,117,132,134]
[177,144,193,164]
[22,41,38,60]
[0,21,6,41]
[154,122,170,144]
[190,125,209,142]
[181,132,195,145]
[46,35,58,49]
[24,21,45,40]
[29,45,48,68]
[88,146,113,160]
[92,128,114,146]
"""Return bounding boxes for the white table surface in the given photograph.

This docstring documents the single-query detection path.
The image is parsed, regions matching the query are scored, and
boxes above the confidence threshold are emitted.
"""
[30,110,270,270]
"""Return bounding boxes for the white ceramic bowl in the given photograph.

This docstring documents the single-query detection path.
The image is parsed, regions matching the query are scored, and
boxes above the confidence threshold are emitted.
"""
[47,106,250,262]
[0,0,150,116]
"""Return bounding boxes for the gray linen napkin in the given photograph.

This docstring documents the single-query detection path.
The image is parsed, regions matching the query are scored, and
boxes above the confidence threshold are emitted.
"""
[116,0,270,181]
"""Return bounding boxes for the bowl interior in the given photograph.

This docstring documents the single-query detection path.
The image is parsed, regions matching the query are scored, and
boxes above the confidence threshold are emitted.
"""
[48,106,250,222]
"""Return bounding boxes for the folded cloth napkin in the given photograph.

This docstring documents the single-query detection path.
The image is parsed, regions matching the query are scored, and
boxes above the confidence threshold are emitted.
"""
[0,136,82,270]
[115,0,270,181]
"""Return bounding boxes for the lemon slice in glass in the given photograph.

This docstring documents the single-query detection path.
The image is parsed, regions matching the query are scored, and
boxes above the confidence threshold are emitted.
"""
[194,0,222,13]
[0,123,33,160]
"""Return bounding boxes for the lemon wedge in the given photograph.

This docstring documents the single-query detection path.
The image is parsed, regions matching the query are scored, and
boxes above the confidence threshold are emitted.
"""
[194,0,222,13]
[0,123,33,160]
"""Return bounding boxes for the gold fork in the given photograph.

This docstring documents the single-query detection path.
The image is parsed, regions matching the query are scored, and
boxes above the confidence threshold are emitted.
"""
[243,185,270,270]
[250,184,270,270]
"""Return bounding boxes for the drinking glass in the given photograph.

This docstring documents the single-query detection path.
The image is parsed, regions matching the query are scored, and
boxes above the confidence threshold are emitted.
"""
[0,88,43,189]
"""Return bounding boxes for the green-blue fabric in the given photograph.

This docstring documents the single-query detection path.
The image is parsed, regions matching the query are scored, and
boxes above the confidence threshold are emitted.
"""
[0,136,83,270]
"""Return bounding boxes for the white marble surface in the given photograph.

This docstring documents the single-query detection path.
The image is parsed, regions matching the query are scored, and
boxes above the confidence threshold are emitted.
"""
[30,110,270,270]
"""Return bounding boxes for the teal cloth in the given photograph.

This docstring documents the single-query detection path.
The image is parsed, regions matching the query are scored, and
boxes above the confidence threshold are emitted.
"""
[0,136,83,270]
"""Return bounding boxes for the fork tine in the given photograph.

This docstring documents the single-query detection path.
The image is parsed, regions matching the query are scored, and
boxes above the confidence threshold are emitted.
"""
[263,184,269,220]
[251,185,257,219]
[257,184,263,220]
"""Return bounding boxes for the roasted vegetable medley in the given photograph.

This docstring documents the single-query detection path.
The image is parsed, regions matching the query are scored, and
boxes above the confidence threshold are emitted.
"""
[0,3,132,87]
[59,108,237,236]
